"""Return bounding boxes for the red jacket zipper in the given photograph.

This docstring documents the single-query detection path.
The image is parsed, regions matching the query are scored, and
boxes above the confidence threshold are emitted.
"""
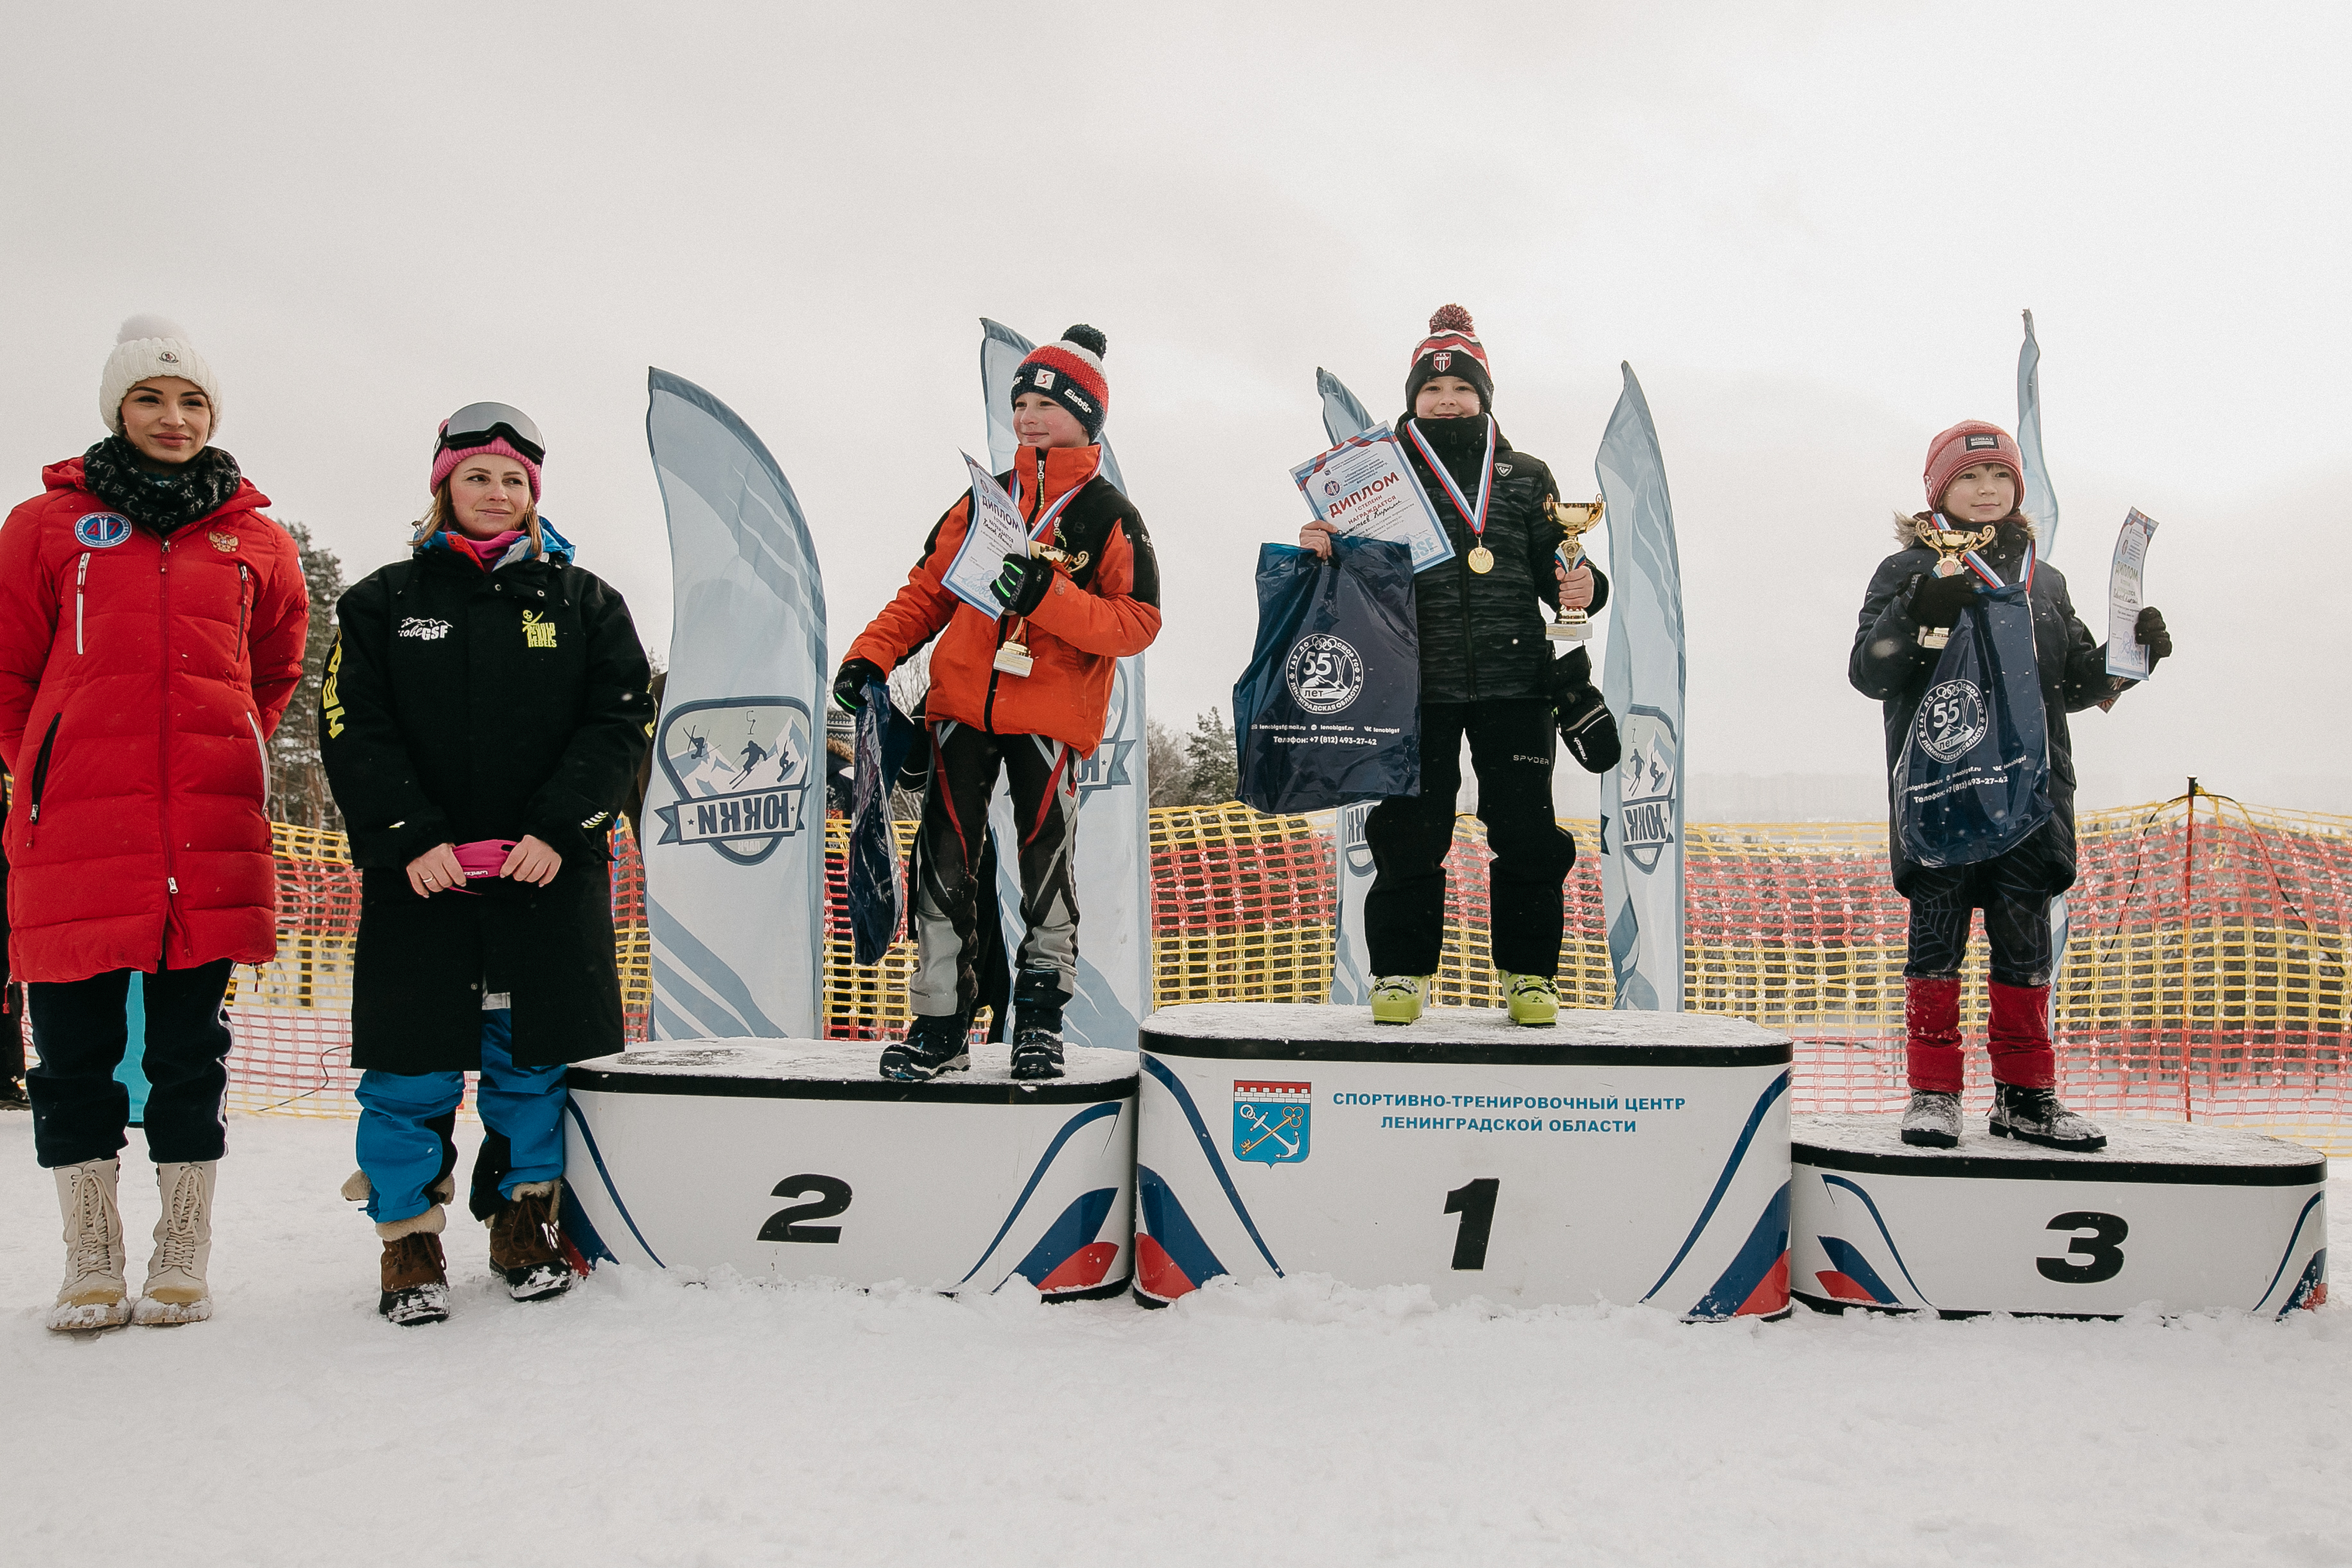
[156,536,181,947]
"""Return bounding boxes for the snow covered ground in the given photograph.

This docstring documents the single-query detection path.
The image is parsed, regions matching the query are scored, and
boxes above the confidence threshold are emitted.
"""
[3,1110,2348,1567]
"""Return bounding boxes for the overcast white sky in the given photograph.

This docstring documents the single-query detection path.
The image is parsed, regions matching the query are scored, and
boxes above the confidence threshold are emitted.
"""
[4,1,2346,811]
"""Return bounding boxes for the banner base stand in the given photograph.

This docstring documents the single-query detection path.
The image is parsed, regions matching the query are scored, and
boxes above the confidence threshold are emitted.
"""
[564,1040,1137,1299]
[1791,1112,2328,1318]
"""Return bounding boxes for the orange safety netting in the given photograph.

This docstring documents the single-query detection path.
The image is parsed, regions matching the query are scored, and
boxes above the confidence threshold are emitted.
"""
[205,792,2351,1152]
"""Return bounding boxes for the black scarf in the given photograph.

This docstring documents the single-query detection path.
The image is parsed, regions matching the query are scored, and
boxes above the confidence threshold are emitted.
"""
[80,436,242,536]
[1403,414,1494,500]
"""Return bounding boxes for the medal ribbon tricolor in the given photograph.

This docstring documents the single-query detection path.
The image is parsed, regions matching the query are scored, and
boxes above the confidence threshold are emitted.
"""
[1406,417,1497,548]
[1962,539,2035,592]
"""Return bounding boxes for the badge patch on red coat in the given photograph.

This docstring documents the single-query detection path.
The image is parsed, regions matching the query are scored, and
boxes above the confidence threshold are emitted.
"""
[208,530,238,553]
[73,512,131,548]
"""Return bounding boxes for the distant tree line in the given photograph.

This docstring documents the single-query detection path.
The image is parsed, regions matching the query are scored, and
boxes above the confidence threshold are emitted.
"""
[1148,708,1237,807]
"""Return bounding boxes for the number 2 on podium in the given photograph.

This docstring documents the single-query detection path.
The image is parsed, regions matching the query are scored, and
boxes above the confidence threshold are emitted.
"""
[760,1175,853,1243]
[1446,1179,1499,1270]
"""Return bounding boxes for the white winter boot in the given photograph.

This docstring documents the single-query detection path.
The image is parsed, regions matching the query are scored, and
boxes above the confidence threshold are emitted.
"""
[132,1160,218,1325]
[49,1158,130,1332]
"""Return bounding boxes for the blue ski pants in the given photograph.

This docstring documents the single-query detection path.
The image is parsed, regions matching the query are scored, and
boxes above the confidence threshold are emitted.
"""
[354,1010,565,1224]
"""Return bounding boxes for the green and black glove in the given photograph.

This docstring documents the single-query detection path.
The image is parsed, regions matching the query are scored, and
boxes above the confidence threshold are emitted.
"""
[990,552,1053,616]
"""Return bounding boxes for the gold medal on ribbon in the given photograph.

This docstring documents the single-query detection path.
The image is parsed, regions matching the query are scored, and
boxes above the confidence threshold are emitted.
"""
[1468,545,1494,575]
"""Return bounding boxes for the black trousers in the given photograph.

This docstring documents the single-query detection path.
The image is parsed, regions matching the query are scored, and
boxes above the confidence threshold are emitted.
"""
[27,960,235,1169]
[1366,699,1574,977]
[1903,841,2057,987]
[910,722,1081,1018]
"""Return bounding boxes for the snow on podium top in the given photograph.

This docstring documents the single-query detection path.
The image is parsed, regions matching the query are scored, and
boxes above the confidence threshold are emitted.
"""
[1796,1111,2327,1171]
[1140,1002,1788,1052]
[589,1040,1137,1088]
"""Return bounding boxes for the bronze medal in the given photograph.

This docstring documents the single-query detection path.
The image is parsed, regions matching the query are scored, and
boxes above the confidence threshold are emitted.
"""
[1468,545,1495,575]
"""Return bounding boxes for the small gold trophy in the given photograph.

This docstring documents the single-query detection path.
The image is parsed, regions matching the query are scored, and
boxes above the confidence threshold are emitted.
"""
[1544,496,1606,641]
[991,537,1090,679]
[1914,519,1996,650]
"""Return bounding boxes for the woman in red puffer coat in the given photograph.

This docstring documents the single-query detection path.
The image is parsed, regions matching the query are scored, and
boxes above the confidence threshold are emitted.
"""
[0,315,307,1330]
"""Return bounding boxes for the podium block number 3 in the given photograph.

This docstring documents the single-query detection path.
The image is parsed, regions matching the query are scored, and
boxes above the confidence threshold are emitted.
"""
[761,1175,853,1244]
[2037,1211,2127,1284]
[1445,1179,1500,1270]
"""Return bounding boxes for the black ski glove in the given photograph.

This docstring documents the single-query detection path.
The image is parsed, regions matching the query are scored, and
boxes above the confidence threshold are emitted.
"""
[990,552,1053,617]
[1558,683,1621,774]
[832,657,884,712]
[1908,570,1979,627]
[2136,606,2172,670]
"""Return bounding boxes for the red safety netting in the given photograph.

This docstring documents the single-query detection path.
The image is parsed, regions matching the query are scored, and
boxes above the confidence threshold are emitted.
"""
[195,791,2349,1152]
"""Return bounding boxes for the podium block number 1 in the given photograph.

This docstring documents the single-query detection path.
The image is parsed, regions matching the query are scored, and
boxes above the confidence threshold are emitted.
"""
[1445,1179,1500,1270]
[761,1175,854,1244]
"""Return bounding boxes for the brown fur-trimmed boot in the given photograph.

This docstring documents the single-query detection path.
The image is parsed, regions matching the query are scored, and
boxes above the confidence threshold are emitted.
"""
[488,1180,575,1303]
[378,1206,450,1327]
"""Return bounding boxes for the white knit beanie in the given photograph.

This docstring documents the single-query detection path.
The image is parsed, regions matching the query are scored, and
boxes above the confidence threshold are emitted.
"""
[98,314,222,435]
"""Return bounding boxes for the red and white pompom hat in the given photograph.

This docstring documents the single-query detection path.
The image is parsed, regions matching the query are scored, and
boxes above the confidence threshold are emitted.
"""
[1010,325,1111,439]
[1405,304,1494,410]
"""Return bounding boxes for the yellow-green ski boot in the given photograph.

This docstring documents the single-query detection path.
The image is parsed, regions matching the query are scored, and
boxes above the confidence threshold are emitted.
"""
[1369,975,1429,1025]
[1503,972,1559,1027]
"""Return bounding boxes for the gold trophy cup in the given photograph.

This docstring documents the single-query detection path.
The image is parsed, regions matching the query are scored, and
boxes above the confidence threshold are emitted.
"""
[1544,496,1606,641]
[993,537,1092,678]
[1914,519,1996,650]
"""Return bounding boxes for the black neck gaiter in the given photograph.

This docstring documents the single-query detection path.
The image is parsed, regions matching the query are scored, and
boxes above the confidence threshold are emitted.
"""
[80,436,242,536]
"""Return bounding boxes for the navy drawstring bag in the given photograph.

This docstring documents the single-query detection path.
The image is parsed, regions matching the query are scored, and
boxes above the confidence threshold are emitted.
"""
[1233,538,1420,814]
[1894,544,2053,869]
[848,678,917,965]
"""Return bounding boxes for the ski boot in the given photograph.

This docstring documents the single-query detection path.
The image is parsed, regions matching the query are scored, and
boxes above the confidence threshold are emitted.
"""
[49,1159,130,1332]
[1370,975,1429,1025]
[880,1013,971,1082]
[1989,1084,2106,1153]
[132,1160,216,1325]
[1501,972,1559,1027]
[1010,965,1067,1081]
[1899,1090,1962,1149]
[377,1208,451,1327]
[490,1181,575,1302]
[0,1076,26,1110]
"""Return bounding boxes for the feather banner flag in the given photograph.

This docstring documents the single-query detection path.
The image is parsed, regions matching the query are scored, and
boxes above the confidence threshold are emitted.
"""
[2017,309,2061,555]
[2017,308,2070,998]
[1311,366,1379,1004]
[1596,363,1686,1011]
[641,369,828,1039]
[978,320,1151,1050]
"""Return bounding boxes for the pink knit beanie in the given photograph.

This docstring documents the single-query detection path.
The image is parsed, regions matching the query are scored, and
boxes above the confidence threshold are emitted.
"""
[1922,421,2023,512]
[430,433,541,500]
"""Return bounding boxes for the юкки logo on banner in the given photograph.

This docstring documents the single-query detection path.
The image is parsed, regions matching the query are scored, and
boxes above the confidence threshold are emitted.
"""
[1616,711,1679,874]
[1068,659,1140,804]
[652,695,814,866]
[1284,632,1364,715]
[1233,1079,1312,1165]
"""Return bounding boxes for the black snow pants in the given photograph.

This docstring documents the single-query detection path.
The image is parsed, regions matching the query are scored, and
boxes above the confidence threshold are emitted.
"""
[910,721,1081,1020]
[1364,699,1574,978]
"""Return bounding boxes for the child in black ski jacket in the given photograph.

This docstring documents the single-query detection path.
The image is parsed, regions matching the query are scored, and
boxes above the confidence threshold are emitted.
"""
[1849,419,2171,1153]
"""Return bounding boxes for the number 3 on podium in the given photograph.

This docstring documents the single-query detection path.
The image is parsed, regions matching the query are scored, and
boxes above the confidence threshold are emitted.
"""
[1446,1179,1499,1270]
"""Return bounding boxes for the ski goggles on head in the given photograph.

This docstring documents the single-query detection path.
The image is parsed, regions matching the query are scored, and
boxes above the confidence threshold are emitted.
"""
[435,402,545,466]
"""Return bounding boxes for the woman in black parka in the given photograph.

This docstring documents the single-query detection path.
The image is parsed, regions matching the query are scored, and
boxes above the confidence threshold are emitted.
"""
[321,403,652,1325]
[1302,306,1617,1027]
[1851,419,2170,1154]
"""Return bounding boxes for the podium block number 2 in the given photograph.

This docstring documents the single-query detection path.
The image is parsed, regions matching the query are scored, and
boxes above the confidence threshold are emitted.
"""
[1445,1179,1500,1270]
[2037,1211,2127,1284]
[761,1175,853,1244]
